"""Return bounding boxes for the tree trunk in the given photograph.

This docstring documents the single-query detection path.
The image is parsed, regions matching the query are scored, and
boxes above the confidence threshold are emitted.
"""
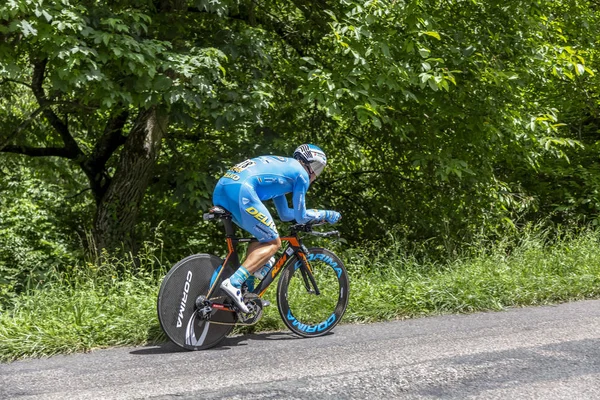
[93,106,168,256]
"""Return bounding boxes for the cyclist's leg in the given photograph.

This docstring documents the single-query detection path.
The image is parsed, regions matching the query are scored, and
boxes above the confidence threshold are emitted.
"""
[213,183,281,311]
[236,185,281,271]
[243,239,281,272]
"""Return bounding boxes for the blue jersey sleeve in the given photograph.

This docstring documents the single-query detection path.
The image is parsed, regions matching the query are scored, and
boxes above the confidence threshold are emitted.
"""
[273,175,324,223]
[273,195,295,222]
[290,173,323,223]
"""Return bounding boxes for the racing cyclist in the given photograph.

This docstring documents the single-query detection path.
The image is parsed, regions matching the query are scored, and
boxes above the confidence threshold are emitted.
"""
[212,144,341,312]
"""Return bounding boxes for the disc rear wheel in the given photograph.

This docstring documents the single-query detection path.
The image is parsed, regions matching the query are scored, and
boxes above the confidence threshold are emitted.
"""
[157,254,236,350]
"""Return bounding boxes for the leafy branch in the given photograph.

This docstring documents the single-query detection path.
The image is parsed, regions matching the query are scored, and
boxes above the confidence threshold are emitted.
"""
[0,106,45,152]
[0,78,32,89]
[30,58,82,160]
[1,145,80,158]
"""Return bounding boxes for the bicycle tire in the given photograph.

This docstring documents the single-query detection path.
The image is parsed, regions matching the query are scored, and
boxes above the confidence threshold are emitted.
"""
[276,248,349,337]
[157,253,236,350]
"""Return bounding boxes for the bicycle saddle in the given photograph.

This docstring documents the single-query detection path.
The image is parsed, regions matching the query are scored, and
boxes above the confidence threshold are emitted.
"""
[203,206,232,220]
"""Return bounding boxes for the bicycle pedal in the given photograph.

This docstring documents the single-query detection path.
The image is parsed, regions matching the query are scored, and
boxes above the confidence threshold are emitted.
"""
[261,300,271,307]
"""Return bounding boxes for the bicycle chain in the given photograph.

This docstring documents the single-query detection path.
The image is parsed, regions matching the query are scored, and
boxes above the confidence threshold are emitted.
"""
[201,319,259,327]
[198,294,264,326]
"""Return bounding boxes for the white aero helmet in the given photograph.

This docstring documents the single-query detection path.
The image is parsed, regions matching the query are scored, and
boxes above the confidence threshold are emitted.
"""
[293,144,327,177]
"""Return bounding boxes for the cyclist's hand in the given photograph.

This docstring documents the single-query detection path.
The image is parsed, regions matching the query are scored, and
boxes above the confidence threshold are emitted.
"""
[324,210,341,224]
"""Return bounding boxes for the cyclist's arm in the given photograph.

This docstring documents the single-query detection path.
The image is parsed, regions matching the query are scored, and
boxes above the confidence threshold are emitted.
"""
[291,176,322,224]
[273,195,295,222]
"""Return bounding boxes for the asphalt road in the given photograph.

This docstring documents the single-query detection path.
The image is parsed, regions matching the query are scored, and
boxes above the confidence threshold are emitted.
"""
[2,300,600,399]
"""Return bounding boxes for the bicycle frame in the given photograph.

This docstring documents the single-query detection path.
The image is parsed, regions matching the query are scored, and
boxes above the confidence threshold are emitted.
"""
[204,213,319,306]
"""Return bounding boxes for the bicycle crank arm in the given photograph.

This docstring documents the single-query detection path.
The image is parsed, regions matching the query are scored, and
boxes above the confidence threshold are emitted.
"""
[211,303,237,313]
[195,295,237,320]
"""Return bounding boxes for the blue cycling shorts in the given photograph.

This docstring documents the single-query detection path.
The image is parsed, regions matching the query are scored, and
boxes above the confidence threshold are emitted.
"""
[212,182,279,243]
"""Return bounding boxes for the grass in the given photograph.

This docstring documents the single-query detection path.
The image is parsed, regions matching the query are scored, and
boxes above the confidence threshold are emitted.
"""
[344,232,600,322]
[0,269,164,361]
[2,228,600,362]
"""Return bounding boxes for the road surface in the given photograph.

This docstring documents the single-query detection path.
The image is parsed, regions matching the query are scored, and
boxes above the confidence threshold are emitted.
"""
[1,300,600,399]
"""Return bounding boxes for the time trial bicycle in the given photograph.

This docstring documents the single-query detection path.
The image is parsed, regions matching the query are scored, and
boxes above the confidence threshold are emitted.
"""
[157,206,350,350]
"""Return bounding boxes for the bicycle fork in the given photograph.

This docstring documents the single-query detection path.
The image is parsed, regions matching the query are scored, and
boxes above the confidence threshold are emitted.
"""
[296,251,321,296]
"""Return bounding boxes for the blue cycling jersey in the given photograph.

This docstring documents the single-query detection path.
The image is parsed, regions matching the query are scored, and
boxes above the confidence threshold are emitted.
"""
[212,155,323,242]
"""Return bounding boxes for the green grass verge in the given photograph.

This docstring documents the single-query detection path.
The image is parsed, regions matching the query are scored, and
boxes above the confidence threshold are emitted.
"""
[2,229,600,362]
[0,274,164,362]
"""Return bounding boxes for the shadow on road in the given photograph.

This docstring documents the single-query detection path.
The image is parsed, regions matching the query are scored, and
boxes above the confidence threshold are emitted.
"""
[129,341,188,355]
[129,331,305,356]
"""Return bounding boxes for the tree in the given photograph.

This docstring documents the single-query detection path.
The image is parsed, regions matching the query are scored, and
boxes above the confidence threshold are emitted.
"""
[1,0,230,253]
[2,0,599,261]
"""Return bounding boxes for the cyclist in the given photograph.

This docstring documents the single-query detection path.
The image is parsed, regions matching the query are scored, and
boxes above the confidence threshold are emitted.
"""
[212,144,341,312]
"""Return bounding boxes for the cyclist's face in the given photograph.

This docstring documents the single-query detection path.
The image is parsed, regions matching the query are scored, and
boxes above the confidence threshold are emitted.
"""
[301,162,317,183]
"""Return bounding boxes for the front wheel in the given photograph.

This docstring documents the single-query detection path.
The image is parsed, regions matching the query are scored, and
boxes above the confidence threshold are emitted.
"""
[276,248,349,337]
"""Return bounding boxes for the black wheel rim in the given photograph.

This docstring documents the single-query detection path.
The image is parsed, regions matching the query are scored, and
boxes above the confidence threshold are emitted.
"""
[157,254,236,350]
[277,248,349,337]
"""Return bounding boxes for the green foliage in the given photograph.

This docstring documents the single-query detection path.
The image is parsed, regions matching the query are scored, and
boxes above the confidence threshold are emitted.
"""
[0,155,88,300]
[0,0,226,110]
[1,0,600,297]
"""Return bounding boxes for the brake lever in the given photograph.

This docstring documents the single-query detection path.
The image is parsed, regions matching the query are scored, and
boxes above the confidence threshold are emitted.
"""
[289,222,336,236]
